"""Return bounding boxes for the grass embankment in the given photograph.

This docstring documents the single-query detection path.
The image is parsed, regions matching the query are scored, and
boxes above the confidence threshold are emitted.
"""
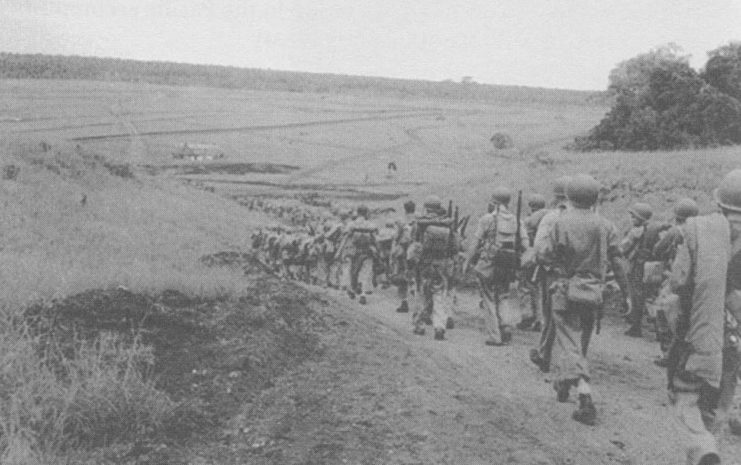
[0,140,323,463]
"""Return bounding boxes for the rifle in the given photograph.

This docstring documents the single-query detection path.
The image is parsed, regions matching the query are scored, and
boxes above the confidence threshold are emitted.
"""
[515,190,523,255]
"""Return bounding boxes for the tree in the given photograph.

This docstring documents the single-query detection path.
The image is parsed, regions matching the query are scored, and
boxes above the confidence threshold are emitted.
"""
[607,43,690,96]
[703,41,741,101]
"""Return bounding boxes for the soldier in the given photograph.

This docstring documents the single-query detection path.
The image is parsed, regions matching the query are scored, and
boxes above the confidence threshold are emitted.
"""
[464,187,526,346]
[666,170,741,465]
[622,202,671,337]
[535,174,629,426]
[376,220,397,289]
[338,205,378,305]
[332,209,353,291]
[409,195,459,340]
[392,200,416,313]
[652,198,699,367]
[517,193,549,331]
[526,177,571,373]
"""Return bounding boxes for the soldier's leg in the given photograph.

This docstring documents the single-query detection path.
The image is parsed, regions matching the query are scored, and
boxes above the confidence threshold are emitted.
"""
[341,256,354,296]
[478,275,503,344]
[673,388,720,465]
[553,306,591,389]
[412,274,432,335]
[580,305,595,357]
[534,276,556,368]
[357,256,375,304]
[626,264,646,335]
[431,269,452,333]
[716,347,741,434]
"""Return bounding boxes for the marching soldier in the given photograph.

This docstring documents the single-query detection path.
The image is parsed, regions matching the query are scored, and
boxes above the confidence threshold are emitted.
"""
[392,200,416,313]
[464,187,526,346]
[338,205,378,305]
[652,198,699,367]
[527,177,572,372]
[622,202,671,337]
[667,170,741,465]
[517,193,549,331]
[409,195,459,340]
[535,174,629,425]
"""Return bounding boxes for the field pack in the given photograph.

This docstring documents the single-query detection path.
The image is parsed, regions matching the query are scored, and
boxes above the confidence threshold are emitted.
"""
[349,227,376,252]
[416,217,455,260]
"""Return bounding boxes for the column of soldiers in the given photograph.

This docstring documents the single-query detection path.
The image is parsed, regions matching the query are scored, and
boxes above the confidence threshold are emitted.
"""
[250,169,741,465]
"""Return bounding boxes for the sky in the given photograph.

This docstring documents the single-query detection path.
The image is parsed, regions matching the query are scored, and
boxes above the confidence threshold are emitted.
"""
[1,0,739,90]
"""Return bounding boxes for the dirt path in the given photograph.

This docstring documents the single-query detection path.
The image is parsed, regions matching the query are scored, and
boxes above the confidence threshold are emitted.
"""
[183,277,741,465]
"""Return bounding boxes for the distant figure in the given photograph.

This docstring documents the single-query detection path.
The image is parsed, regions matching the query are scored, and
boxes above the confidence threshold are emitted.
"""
[80,193,87,207]
[387,161,398,173]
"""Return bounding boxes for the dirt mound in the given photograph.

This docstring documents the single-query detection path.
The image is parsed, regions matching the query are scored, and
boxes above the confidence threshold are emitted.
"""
[23,272,330,459]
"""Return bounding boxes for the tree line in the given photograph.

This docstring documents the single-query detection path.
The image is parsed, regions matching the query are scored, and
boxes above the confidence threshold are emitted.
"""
[0,52,594,105]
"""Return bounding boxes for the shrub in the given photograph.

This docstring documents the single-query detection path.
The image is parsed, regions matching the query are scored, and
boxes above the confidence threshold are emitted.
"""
[490,132,514,149]
[575,50,741,151]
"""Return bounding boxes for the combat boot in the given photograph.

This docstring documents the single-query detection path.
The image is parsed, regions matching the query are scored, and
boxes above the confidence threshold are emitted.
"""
[413,327,426,336]
[572,394,596,426]
[553,380,570,403]
[530,321,542,332]
[434,329,445,341]
[529,349,550,373]
[516,316,536,330]
[358,295,367,305]
[624,325,642,338]
[396,300,409,313]
[347,289,356,300]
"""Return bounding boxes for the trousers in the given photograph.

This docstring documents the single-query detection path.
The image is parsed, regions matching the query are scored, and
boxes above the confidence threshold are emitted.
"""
[412,260,454,332]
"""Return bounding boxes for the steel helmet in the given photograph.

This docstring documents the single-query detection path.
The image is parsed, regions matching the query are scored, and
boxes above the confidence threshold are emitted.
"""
[528,194,546,211]
[673,198,699,220]
[714,169,741,213]
[490,187,512,205]
[566,174,601,208]
[552,176,572,200]
[423,195,442,209]
[628,202,653,222]
[403,200,416,214]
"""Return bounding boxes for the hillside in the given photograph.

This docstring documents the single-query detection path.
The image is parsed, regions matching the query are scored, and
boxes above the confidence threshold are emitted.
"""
[0,52,597,104]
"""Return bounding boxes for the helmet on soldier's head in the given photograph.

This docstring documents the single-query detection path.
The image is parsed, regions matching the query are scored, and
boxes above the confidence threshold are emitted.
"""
[673,198,699,220]
[356,205,370,217]
[553,176,572,200]
[714,169,741,213]
[628,202,653,222]
[528,194,546,211]
[490,187,512,206]
[403,200,416,214]
[423,195,442,210]
[566,174,600,208]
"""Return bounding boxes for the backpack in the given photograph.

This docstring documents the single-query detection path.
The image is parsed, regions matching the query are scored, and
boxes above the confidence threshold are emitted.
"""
[349,227,375,252]
[417,217,455,260]
[477,209,520,282]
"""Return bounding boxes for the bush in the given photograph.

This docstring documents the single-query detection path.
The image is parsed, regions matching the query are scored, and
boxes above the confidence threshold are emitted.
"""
[490,132,514,149]
[574,51,741,151]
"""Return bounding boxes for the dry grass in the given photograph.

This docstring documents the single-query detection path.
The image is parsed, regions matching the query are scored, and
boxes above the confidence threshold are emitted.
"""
[0,138,275,462]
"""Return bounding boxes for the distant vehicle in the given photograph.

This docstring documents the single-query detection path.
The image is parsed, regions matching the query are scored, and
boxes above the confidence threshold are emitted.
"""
[172,143,225,161]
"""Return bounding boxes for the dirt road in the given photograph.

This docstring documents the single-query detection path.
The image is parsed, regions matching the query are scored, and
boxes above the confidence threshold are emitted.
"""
[181,277,741,465]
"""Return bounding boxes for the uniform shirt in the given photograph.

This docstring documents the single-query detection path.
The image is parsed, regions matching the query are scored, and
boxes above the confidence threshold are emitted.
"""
[342,217,378,256]
[532,206,568,252]
[620,221,670,263]
[525,209,549,246]
[472,206,527,249]
[537,208,621,279]
[652,224,686,262]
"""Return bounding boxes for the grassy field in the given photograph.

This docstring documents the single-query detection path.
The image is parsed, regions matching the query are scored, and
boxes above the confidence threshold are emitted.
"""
[0,77,739,463]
